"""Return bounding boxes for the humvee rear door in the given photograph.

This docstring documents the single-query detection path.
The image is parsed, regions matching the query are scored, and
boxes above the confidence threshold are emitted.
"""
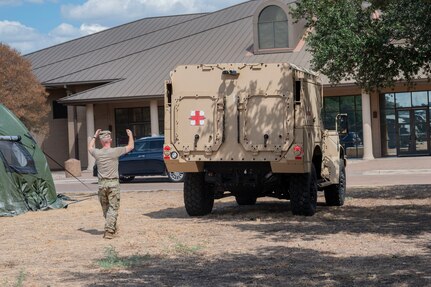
[173,95,224,155]
[238,94,293,153]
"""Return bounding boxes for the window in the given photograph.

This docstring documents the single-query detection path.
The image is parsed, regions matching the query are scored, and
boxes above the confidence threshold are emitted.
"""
[0,141,37,174]
[135,139,163,152]
[380,91,431,156]
[52,100,68,119]
[258,5,289,49]
[115,107,164,146]
[322,95,363,158]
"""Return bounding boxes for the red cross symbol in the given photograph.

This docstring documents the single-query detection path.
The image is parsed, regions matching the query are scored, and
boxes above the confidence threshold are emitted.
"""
[189,110,205,126]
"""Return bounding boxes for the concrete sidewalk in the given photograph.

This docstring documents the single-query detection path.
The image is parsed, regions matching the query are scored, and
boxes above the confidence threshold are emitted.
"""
[51,169,94,181]
[347,156,431,187]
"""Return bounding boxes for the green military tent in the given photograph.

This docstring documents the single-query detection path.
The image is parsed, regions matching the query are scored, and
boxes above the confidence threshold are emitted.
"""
[0,104,64,216]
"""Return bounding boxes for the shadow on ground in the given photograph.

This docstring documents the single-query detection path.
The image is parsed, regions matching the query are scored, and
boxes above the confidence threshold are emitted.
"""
[64,246,430,287]
[145,185,431,238]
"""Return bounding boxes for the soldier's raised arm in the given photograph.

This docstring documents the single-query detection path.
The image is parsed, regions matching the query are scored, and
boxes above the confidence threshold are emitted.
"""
[88,129,101,152]
[125,129,134,153]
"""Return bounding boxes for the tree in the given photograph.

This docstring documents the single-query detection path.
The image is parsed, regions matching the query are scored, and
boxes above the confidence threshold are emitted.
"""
[0,43,49,134]
[291,0,431,92]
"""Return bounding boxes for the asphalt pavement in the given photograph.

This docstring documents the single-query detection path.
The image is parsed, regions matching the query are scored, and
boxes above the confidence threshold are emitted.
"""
[52,156,431,194]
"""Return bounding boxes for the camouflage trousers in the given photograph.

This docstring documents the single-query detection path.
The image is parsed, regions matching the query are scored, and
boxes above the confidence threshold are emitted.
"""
[98,178,120,233]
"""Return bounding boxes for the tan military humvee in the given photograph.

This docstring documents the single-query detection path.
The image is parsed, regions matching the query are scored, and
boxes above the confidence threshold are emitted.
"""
[164,63,347,216]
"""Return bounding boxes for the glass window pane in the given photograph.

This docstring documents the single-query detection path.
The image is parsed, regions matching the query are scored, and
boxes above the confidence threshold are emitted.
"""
[322,95,362,158]
[137,141,150,151]
[274,21,289,48]
[412,91,428,107]
[398,110,410,124]
[131,108,143,122]
[324,97,340,112]
[429,107,431,132]
[158,106,165,135]
[259,5,287,22]
[351,111,362,133]
[150,140,164,150]
[258,23,274,49]
[385,110,396,144]
[258,5,288,49]
[355,95,362,111]
[395,92,411,108]
[115,109,128,123]
[115,107,153,145]
[339,96,355,112]
[52,100,68,119]
[380,108,397,156]
[380,93,395,110]
[135,141,146,151]
[323,112,338,130]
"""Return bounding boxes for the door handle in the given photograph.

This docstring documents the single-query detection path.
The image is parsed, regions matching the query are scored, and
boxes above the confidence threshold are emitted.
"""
[138,155,145,158]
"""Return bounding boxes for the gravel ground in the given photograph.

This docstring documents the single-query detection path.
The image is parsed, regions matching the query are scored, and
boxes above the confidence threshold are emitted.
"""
[1,185,430,287]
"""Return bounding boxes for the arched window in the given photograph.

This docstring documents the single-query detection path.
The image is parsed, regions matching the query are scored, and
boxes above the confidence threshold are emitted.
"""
[258,5,289,49]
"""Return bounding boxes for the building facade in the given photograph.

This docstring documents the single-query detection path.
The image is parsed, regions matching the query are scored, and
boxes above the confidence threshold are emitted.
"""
[25,0,431,170]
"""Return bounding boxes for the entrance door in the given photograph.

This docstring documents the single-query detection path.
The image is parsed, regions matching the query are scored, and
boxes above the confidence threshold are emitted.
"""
[396,108,429,155]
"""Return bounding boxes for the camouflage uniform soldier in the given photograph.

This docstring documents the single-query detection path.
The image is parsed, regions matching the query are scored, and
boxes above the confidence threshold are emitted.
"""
[88,129,134,239]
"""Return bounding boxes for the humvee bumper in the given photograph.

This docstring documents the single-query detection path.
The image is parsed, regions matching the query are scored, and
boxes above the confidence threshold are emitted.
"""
[165,160,204,172]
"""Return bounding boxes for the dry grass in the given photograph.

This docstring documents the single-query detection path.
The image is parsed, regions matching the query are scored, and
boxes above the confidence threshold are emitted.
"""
[1,185,430,286]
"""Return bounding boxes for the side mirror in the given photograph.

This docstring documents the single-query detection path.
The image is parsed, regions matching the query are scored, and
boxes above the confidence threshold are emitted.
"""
[336,114,349,136]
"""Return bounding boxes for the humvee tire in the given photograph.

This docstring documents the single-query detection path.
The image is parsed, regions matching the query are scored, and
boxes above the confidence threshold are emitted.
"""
[235,188,258,206]
[183,172,214,216]
[290,165,318,216]
[324,160,346,206]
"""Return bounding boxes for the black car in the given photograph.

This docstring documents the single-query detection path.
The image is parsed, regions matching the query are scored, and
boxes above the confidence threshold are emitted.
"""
[93,136,184,183]
[341,132,362,148]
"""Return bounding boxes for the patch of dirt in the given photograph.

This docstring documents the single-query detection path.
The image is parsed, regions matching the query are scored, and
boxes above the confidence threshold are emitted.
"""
[1,185,430,286]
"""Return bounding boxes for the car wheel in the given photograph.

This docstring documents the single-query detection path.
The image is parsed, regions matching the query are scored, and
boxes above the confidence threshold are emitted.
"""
[167,171,185,182]
[119,176,135,183]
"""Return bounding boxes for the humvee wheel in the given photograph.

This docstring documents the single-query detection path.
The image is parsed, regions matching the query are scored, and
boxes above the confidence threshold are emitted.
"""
[290,165,318,216]
[184,172,214,216]
[324,160,346,206]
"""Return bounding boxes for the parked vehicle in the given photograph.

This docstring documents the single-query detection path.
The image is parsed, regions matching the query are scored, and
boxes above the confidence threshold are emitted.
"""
[93,136,184,183]
[341,132,362,148]
[164,63,347,217]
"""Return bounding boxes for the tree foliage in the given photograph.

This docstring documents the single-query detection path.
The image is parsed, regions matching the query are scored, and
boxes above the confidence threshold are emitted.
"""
[291,0,431,91]
[0,43,49,134]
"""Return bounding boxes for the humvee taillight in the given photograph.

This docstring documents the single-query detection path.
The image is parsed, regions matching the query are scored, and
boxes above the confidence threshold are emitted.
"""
[163,145,171,159]
[293,145,303,160]
[164,145,179,160]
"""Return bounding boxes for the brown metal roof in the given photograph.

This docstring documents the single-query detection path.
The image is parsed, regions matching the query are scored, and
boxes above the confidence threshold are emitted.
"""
[26,0,320,104]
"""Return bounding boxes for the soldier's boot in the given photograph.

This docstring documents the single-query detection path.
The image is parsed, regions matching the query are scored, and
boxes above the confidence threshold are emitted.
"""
[103,230,114,239]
